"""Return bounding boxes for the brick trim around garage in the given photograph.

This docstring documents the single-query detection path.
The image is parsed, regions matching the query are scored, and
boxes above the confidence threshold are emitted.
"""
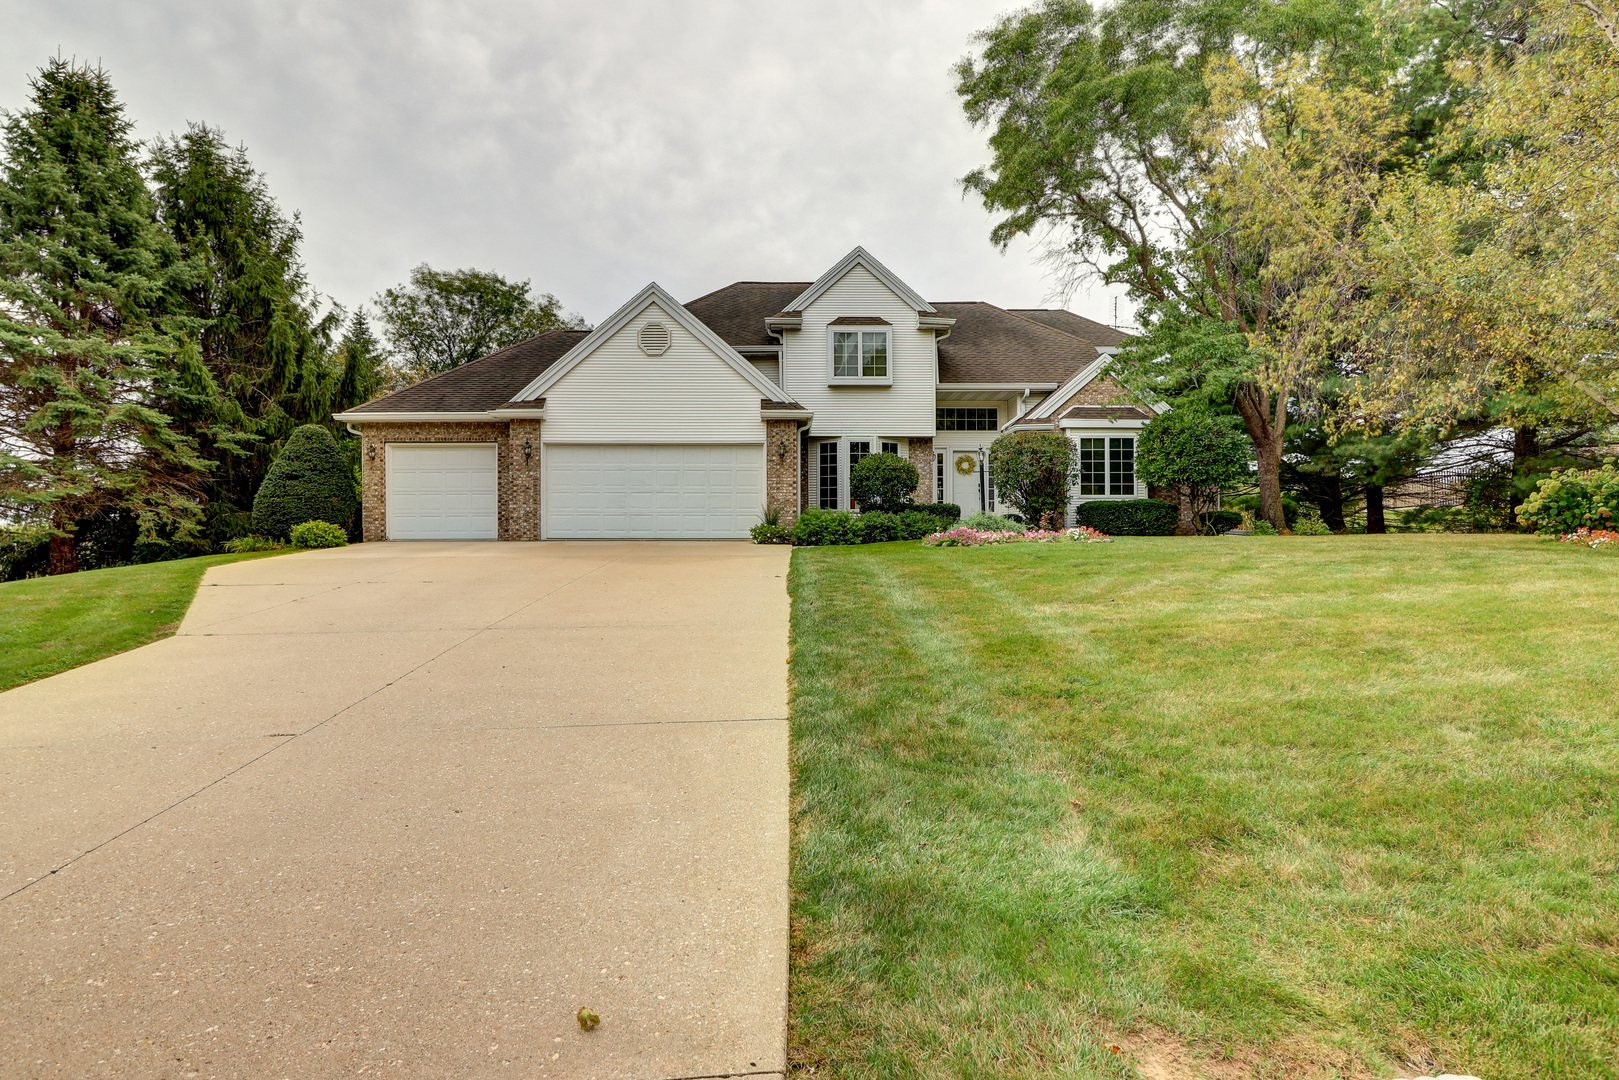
[357,422,516,542]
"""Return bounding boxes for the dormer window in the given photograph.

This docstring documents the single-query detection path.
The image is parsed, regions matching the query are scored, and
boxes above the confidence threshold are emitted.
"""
[827,317,892,384]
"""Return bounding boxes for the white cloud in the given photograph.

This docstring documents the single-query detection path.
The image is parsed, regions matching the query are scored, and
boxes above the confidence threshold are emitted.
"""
[2,0,1136,327]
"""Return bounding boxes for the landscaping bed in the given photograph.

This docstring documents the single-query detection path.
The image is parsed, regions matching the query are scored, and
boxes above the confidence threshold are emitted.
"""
[788,534,1618,1079]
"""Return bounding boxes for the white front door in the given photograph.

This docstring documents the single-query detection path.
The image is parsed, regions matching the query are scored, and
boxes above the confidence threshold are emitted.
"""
[385,443,499,540]
[545,444,764,539]
[943,449,984,517]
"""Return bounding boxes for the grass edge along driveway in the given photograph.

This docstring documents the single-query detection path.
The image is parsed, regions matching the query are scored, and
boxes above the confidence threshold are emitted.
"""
[787,534,1618,1080]
[0,551,284,693]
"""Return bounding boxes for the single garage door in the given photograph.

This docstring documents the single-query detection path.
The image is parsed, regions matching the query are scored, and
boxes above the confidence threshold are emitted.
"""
[546,444,763,539]
[386,443,499,540]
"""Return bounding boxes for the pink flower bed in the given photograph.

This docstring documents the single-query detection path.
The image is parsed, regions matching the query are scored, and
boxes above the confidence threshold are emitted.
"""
[923,525,1112,547]
[1558,527,1619,548]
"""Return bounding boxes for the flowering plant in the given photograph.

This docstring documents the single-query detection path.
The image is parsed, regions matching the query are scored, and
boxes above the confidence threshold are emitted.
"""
[923,525,1111,547]
[1517,465,1619,535]
[1557,528,1619,548]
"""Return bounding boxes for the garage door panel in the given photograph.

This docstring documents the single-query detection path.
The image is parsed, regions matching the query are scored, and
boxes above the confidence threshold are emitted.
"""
[547,444,763,539]
[387,444,499,540]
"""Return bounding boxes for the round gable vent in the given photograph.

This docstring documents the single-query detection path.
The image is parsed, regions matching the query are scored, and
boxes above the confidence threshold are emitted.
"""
[638,322,671,355]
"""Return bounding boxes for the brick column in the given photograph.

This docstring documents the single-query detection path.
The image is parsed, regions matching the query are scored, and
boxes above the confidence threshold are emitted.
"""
[505,420,543,539]
[908,437,935,503]
[765,420,801,528]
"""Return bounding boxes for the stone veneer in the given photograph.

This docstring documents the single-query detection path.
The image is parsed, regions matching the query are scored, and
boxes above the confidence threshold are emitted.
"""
[764,419,801,528]
[907,437,934,503]
[1044,374,1136,417]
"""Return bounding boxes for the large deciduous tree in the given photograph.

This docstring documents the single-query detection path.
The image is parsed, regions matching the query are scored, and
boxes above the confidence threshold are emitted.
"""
[375,265,583,382]
[0,60,209,574]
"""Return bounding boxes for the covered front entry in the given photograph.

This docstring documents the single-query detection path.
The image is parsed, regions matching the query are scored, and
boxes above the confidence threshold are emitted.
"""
[385,443,499,540]
[545,443,764,539]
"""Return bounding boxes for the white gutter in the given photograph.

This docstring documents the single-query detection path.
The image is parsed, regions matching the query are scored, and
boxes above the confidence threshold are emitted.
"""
[332,409,545,424]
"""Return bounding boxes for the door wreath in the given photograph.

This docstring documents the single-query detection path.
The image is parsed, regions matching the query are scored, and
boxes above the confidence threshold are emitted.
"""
[955,454,977,475]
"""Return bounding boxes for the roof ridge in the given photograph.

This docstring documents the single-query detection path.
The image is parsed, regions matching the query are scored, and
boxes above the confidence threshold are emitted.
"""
[1007,306,1125,340]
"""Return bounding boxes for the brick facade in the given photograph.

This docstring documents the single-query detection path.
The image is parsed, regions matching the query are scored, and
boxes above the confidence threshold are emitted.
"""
[1044,374,1134,418]
[765,419,801,528]
[907,437,934,503]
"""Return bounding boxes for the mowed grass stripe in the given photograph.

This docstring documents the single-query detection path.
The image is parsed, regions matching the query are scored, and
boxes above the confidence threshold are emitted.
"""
[788,535,1619,1079]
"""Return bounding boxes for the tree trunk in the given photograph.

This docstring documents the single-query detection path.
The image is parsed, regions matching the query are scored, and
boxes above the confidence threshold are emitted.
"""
[47,534,77,576]
[1511,425,1540,509]
[1234,382,1289,532]
[1175,485,1198,535]
[1365,484,1386,534]
[1320,476,1346,533]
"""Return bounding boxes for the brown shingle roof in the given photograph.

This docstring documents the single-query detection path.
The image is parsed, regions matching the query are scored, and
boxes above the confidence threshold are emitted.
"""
[683,281,811,348]
[1009,308,1128,350]
[347,330,588,414]
[933,302,1102,384]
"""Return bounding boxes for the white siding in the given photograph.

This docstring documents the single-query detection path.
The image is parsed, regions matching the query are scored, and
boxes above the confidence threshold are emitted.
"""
[748,357,782,387]
[781,265,936,437]
[541,302,767,443]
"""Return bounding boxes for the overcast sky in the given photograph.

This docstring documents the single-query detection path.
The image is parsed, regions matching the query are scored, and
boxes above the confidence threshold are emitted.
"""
[2,0,1134,330]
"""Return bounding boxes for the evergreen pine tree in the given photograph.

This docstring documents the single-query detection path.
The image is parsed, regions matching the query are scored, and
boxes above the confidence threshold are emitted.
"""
[146,123,337,519]
[0,59,209,574]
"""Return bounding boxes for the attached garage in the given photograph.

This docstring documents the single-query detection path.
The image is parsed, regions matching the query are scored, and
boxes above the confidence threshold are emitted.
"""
[385,443,499,540]
[545,443,763,539]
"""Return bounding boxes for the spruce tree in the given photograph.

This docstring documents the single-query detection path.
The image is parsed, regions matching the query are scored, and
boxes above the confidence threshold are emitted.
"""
[0,59,208,574]
[147,123,336,519]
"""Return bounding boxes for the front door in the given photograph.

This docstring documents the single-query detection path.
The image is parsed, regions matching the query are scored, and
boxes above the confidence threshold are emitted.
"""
[944,450,984,517]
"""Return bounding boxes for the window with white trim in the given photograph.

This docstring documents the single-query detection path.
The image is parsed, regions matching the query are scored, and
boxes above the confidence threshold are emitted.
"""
[936,452,945,503]
[831,330,888,379]
[881,440,899,456]
[818,442,839,508]
[937,407,997,431]
[1078,437,1136,496]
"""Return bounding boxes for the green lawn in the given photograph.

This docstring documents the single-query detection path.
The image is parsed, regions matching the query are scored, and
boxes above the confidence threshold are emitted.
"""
[788,534,1619,1080]
[0,552,284,692]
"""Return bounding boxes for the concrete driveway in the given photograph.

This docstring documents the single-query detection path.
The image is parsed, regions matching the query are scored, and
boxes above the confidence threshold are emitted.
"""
[0,541,791,1080]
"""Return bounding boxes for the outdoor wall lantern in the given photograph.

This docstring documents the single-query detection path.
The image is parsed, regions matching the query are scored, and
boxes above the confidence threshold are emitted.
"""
[523,440,533,465]
[366,443,375,461]
[777,441,789,463]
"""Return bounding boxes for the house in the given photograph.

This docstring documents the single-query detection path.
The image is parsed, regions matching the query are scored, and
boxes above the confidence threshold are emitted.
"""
[333,247,1151,540]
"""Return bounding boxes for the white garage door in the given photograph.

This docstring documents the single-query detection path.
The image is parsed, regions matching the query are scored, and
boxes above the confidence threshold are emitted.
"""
[386,443,499,540]
[546,444,763,539]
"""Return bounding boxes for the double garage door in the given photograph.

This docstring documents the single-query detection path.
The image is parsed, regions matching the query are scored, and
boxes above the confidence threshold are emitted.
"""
[385,443,762,540]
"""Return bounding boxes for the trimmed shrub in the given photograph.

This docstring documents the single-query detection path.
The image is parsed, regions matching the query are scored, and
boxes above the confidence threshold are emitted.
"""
[791,507,858,546]
[222,535,284,552]
[896,511,944,540]
[854,511,901,543]
[850,453,919,511]
[988,430,1076,520]
[290,520,349,548]
[1073,499,1178,536]
[1200,510,1243,534]
[750,522,791,544]
[1516,464,1619,535]
[962,511,1026,533]
[908,502,962,523]
[1253,520,1278,535]
[253,425,360,540]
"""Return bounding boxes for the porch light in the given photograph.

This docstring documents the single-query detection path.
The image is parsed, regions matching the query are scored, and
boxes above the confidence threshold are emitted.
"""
[366,443,375,461]
[523,440,533,465]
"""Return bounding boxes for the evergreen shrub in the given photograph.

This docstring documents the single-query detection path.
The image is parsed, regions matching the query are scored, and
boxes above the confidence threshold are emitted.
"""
[791,508,858,546]
[850,453,919,511]
[1073,499,1178,536]
[1201,510,1244,534]
[898,511,949,539]
[854,511,900,543]
[252,425,360,539]
[961,512,1026,533]
[289,520,349,548]
[908,503,961,522]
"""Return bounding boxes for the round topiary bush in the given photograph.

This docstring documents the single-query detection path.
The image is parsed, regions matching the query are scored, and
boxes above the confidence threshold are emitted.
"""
[988,431,1077,521]
[850,453,919,511]
[252,425,360,540]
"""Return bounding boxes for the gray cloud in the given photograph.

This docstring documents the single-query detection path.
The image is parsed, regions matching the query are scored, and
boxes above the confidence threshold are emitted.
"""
[2,0,1135,328]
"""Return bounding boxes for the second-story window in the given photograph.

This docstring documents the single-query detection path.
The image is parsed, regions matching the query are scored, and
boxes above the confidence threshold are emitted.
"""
[831,330,888,379]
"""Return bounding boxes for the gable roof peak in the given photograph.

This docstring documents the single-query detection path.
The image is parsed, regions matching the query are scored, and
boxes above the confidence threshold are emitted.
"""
[784,246,937,315]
